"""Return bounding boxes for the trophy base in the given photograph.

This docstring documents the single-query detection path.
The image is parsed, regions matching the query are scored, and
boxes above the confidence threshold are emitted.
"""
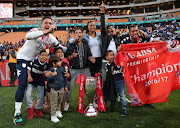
[84,103,98,117]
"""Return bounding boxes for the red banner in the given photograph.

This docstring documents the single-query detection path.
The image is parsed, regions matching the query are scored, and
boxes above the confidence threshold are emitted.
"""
[95,73,106,112]
[0,60,18,86]
[116,42,180,106]
[78,74,85,114]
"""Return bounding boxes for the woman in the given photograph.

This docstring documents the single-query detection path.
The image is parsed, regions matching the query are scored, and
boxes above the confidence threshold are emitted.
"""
[69,21,102,77]
[84,21,102,76]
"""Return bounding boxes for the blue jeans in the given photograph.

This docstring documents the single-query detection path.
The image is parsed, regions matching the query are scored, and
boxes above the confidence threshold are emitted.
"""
[25,84,44,109]
[15,59,31,102]
[114,80,127,109]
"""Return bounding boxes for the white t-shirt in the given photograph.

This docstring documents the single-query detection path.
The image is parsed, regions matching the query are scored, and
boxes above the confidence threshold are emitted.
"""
[17,28,66,61]
[107,38,117,58]
[88,36,101,58]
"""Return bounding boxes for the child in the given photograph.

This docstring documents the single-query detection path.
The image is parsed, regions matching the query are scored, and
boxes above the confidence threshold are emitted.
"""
[43,47,71,113]
[25,50,49,119]
[104,50,128,116]
[47,55,68,123]
[53,47,71,111]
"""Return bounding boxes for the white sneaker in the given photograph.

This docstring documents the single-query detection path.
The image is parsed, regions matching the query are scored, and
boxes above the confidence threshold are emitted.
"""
[56,111,63,118]
[126,98,131,103]
[118,96,120,102]
[51,116,60,123]
[64,102,69,111]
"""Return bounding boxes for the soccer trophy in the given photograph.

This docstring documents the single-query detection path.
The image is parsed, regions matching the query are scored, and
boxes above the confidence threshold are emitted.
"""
[84,77,98,117]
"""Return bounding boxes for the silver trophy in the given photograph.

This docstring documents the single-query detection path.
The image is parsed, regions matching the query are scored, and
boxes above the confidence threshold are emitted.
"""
[84,77,98,117]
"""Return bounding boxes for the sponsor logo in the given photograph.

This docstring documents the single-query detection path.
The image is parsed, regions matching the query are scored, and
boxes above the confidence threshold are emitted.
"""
[17,69,21,77]
[124,47,157,61]
[22,63,26,68]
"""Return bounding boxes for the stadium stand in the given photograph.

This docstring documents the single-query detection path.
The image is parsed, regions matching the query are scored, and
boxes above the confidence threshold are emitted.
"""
[0,0,179,44]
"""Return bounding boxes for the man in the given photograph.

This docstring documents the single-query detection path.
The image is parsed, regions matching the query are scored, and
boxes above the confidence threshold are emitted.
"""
[13,16,66,126]
[65,27,95,111]
[8,45,18,86]
[0,47,4,87]
[120,25,163,109]
[121,25,162,44]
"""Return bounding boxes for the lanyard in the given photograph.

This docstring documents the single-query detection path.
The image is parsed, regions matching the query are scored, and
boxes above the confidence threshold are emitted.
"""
[42,34,49,49]
[131,36,139,44]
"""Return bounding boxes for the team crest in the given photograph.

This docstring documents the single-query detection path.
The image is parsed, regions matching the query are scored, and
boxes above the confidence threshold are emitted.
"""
[22,63,26,68]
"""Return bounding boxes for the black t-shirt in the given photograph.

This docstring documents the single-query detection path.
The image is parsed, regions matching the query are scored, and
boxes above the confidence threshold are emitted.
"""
[121,35,152,44]
[65,41,92,69]
[105,62,124,81]
[28,58,48,86]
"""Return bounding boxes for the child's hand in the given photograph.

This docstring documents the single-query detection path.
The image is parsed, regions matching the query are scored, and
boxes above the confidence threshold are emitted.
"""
[28,76,33,82]
[44,71,53,77]
[64,72,70,78]
[52,70,57,76]
[120,62,124,72]
[64,88,68,93]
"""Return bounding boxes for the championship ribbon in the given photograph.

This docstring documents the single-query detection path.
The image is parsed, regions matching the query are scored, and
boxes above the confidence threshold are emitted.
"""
[78,74,85,114]
[95,73,106,112]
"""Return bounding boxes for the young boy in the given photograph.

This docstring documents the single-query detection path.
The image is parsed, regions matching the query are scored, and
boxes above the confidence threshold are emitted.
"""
[47,55,68,123]
[43,47,70,113]
[53,47,71,111]
[105,50,128,116]
[25,50,48,119]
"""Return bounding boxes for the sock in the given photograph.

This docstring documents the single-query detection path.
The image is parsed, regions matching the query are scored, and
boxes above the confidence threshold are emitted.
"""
[14,102,22,116]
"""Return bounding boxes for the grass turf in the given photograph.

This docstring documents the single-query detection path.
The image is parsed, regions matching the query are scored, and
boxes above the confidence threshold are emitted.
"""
[0,85,180,128]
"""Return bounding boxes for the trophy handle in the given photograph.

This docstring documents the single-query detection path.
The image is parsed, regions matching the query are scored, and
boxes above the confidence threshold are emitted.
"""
[84,85,97,104]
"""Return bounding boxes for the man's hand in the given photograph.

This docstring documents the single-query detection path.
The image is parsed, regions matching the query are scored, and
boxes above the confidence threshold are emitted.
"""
[115,26,120,36]
[43,21,57,35]
[71,50,77,58]
[74,35,81,43]
[28,76,33,82]
[139,30,148,38]
[117,45,122,51]
[99,1,105,13]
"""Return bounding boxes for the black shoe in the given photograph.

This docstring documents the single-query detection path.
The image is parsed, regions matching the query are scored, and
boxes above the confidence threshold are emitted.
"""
[13,113,24,126]
[146,104,156,109]
[121,109,127,116]
[10,84,15,87]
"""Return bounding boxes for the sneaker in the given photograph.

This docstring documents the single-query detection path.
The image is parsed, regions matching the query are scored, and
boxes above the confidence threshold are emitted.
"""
[13,113,24,126]
[118,96,120,102]
[146,104,156,109]
[56,111,63,118]
[35,109,44,117]
[121,109,127,116]
[51,116,60,123]
[64,102,69,111]
[126,98,131,103]
[27,108,33,119]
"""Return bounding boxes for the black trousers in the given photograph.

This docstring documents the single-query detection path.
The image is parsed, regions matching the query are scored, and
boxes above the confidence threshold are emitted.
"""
[8,63,17,85]
[88,57,102,77]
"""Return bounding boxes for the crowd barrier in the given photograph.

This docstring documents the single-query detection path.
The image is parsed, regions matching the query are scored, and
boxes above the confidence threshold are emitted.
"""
[0,60,80,87]
[0,60,18,86]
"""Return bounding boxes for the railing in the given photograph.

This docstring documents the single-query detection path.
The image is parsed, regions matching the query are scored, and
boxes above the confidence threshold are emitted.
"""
[0,17,179,29]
